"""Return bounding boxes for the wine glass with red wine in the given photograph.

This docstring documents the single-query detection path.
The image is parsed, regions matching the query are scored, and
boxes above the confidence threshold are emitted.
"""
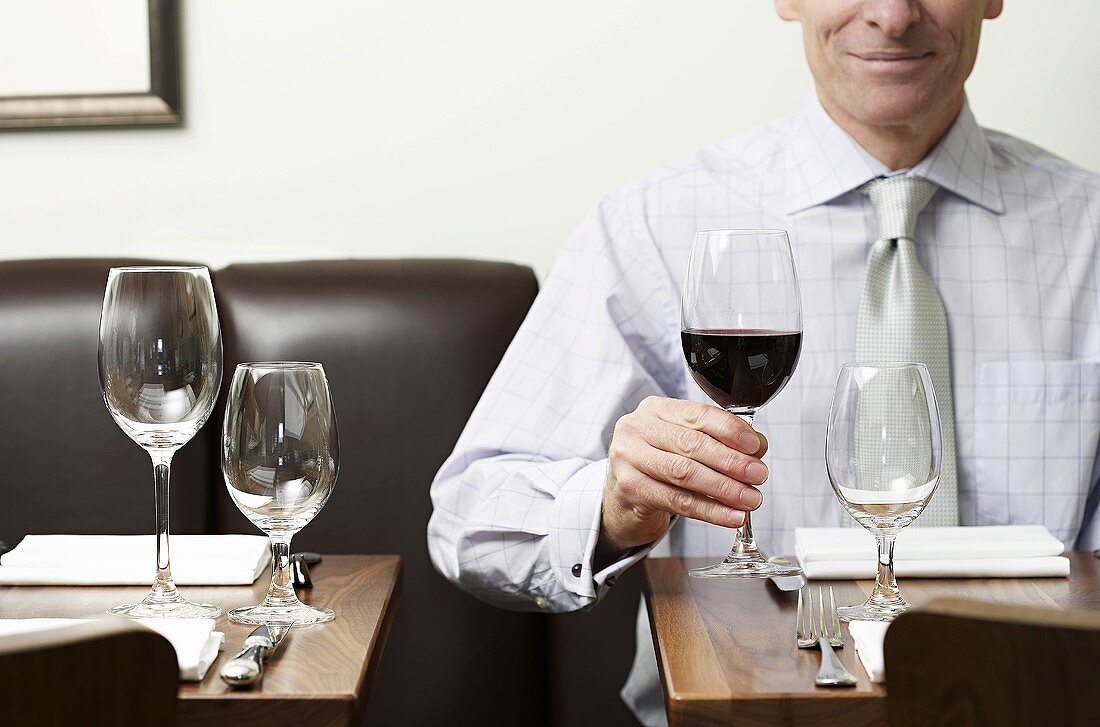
[681,229,802,578]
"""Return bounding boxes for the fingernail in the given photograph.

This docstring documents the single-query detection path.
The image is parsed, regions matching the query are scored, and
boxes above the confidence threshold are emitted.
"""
[739,431,760,453]
[741,487,763,509]
[746,461,768,484]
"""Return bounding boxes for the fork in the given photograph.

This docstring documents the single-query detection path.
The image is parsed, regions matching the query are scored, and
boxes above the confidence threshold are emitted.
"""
[796,586,858,687]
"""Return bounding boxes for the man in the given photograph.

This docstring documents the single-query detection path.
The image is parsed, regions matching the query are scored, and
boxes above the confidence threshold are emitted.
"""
[429,1,1100,724]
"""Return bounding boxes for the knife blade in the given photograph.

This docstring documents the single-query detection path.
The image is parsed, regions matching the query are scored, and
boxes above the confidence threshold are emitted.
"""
[291,556,312,588]
[764,554,807,592]
[219,623,290,688]
[291,552,322,588]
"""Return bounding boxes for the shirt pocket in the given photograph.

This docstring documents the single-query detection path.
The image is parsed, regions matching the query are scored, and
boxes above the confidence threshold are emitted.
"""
[972,361,1100,544]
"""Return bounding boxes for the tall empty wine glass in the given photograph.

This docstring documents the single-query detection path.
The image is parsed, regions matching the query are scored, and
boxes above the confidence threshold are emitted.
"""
[222,362,338,625]
[825,363,942,621]
[681,229,803,578]
[99,266,222,618]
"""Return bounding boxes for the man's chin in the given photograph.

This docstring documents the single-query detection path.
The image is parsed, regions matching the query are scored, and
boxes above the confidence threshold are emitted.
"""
[837,85,951,129]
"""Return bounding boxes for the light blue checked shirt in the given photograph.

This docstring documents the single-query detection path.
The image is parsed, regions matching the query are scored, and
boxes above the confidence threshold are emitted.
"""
[428,94,1100,724]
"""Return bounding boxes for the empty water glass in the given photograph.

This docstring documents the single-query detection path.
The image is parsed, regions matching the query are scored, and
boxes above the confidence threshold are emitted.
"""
[825,362,942,621]
[222,362,338,625]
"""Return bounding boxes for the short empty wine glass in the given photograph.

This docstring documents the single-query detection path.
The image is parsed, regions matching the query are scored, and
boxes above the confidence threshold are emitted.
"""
[825,363,942,621]
[99,266,222,618]
[222,362,338,625]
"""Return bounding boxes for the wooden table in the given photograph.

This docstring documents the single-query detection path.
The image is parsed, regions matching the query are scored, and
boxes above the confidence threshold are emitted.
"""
[644,552,1100,727]
[0,554,401,727]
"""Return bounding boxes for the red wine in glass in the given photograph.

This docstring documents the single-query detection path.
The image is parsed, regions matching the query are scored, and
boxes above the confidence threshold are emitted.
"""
[681,329,802,412]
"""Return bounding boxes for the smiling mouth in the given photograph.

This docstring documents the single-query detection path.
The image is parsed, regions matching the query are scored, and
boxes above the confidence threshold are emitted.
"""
[852,51,935,62]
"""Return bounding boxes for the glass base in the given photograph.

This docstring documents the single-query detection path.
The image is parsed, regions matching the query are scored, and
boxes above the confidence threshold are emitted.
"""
[108,595,221,619]
[838,596,909,622]
[689,554,803,579]
[229,602,334,626]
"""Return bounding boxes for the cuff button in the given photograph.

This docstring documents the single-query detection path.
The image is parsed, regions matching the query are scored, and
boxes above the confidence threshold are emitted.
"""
[571,563,583,577]
[534,596,550,610]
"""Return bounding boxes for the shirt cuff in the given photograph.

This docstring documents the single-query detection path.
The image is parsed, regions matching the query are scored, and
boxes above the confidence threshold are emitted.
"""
[548,459,656,603]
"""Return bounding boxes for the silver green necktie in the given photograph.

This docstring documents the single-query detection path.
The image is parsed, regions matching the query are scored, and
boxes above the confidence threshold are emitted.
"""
[854,175,960,527]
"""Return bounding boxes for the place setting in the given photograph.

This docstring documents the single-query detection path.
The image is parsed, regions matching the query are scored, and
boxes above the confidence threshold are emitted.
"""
[671,228,1077,697]
[0,266,340,687]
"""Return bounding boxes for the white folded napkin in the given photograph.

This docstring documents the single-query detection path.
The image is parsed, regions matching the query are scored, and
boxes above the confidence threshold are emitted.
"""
[847,620,889,682]
[0,618,224,681]
[794,525,1069,579]
[0,534,270,585]
[142,618,225,680]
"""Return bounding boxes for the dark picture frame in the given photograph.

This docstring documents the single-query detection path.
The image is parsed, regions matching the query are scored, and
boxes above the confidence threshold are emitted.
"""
[0,0,180,130]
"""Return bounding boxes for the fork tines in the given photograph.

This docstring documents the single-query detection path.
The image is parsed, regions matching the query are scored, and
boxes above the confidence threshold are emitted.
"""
[798,585,845,649]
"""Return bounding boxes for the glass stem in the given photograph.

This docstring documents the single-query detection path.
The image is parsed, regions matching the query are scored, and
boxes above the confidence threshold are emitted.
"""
[265,536,298,606]
[872,532,900,600]
[728,412,759,557]
[149,450,178,601]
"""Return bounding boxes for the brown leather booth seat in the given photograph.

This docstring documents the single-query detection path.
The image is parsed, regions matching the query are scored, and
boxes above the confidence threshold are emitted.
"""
[0,258,642,727]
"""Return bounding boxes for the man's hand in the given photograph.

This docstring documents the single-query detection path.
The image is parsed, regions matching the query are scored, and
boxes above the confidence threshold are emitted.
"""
[599,396,769,553]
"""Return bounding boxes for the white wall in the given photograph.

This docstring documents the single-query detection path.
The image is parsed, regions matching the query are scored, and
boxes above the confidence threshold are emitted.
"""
[0,1,1096,279]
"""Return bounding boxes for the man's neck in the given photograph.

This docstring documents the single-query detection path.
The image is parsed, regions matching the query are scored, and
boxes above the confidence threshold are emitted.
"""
[815,85,964,171]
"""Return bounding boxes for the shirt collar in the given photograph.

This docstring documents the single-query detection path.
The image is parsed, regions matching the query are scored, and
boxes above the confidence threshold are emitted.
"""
[782,93,1004,215]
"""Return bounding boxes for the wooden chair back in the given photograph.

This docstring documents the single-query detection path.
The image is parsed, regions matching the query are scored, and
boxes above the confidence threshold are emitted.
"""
[0,620,178,727]
[884,596,1100,727]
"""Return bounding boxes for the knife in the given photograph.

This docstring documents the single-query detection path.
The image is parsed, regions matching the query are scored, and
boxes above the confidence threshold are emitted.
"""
[292,556,312,588]
[219,623,290,688]
[764,553,807,592]
[291,552,323,589]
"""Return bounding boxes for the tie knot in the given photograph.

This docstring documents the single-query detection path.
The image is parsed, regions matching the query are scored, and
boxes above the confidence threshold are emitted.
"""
[862,175,938,241]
